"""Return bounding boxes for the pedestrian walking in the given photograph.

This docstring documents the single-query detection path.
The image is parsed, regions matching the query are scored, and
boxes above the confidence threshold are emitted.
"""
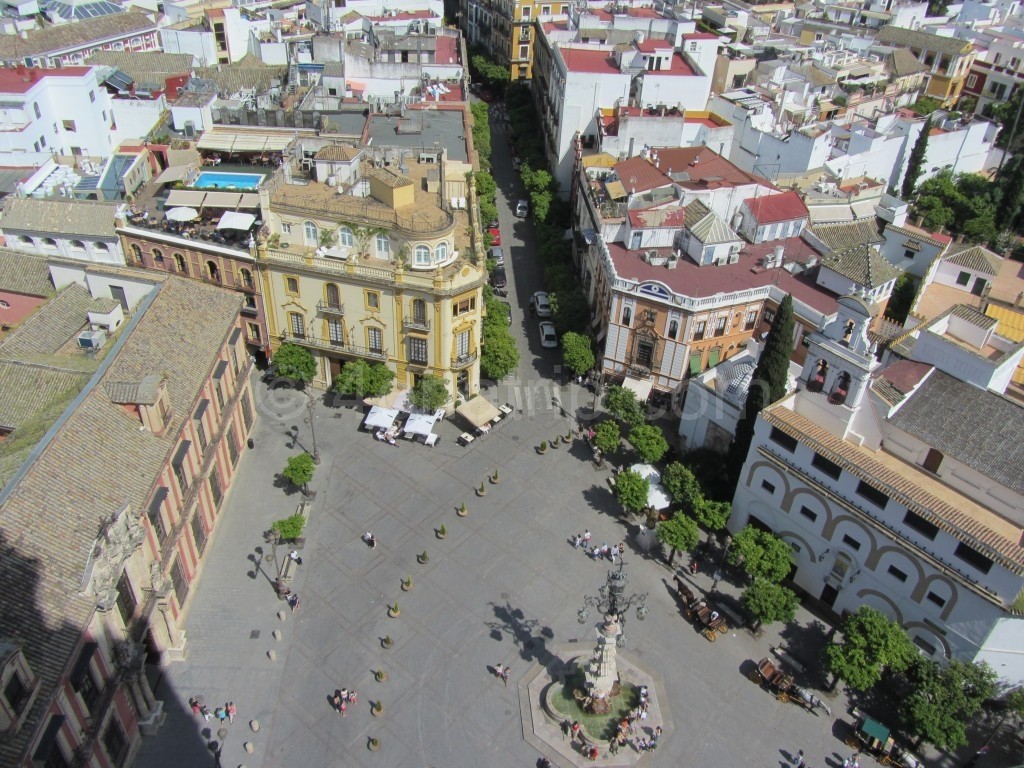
[792,748,804,767]
[500,666,510,687]
[570,720,581,743]
[287,592,301,612]
[189,697,201,716]
[199,704,211,722]
[494,663,504,679]
[363,531,377,549]
[573,533,582,549]
[560,719,571,740]
[226,702,236,724]
[215,706,227,724]
[582,530,592,550]
[331,690,343,713]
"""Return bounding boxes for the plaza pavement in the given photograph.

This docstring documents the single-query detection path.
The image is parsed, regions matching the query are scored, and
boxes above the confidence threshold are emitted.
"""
[137,372,872,768]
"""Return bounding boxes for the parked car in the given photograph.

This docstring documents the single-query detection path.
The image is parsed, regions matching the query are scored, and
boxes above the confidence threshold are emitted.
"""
[490,266,508,290]
[530,291,552,317]
[498,300,513,325]
[488,226,501,246]
[512,156,522,170]
[490,246,505,266]
[515,199,529,218]
[538,320,558,348]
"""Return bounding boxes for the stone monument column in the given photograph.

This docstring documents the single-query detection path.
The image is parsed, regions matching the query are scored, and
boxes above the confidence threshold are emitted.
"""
[583,613,622,700]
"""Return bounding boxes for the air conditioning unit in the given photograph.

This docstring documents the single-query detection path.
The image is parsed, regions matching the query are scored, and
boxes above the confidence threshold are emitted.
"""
[77,329,107,350]
[729,253,740,264]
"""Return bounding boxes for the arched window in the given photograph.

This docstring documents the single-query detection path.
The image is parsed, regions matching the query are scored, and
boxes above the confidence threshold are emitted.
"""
[434,242,448,263]
[303,221,318,245]
[412,298,426,323]
[808,359,828,392]
[668,320,679,340]
[206,261,220,282]
[152,248,163,263]
[174,254,187,274]
[93,241,109,252]
[829,371,851,405]
[240,268,253,288]
[130,243,142,262]
[376,233,390,256]
[622,306,632,326]
[325,283,340,308]
[338,226,354,247]
[414,245,431,265]
[41,238,57,248]
[69,240,86,251]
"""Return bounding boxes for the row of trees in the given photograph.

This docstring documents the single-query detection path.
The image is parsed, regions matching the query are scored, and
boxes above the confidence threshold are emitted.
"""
[824,606,1014,751]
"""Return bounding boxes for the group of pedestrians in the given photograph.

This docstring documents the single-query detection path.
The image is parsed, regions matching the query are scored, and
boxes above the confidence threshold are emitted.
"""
[789,748,859,768]
[330,688,358,716]
[189,696,236,726]
[493,663,512,686]
[570,529,625,563]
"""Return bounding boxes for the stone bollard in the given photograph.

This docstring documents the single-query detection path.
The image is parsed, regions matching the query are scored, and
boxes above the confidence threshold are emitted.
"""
[250,720,260,733]
[244,742,255,754]
[267,649,276,661]
[278,610,287,622]
[272,629,282,641]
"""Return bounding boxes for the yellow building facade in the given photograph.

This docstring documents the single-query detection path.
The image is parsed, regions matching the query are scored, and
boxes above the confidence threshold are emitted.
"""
[257,154,486,402]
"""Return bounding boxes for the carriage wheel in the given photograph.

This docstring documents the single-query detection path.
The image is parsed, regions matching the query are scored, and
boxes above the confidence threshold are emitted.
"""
[844,736,859,748]
[717,624,727,634]
[748,669,762,684]
[778,692,790,703]
[880,757,894,767]
[704,630,717,642]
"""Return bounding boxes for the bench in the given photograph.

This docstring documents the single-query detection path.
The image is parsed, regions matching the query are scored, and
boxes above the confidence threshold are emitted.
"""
[277,555,295,583]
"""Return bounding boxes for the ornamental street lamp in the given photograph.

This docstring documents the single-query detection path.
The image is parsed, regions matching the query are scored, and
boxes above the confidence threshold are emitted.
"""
[576,559,648,647]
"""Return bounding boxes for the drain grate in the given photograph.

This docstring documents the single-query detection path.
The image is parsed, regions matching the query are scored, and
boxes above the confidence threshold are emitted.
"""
[250,629,260,640]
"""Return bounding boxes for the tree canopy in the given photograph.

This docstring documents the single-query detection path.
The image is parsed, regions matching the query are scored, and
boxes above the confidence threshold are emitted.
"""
[901,116,932,199]
[282,453,315,492]
[824,606,917,692]
[662,462,703,515]
[592,420,621,455]
[481,295,520,380]
[656,514,700,564]
[900,659,997,750]
[613,469,649,515]
[409,375,450,412]
[561,331,595,376]
[911,170,998,244]
[273,343,317,383]
[604,385,646,428]
[884,273,917,325]
[727,294,794,485]
[742,578,799,627]
[727,525,793,583]
[695,499,732,532]
[331,360,395,398]
[628,424,669,463]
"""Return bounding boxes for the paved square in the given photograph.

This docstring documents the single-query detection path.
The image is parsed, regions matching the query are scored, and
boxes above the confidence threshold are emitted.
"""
[134,376,877,768]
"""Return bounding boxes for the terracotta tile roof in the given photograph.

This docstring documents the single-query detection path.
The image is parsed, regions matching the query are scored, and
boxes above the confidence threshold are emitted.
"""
[367,167,413,189]
[820,243,900,288]
[194,56,287,96]
[103,373,162,405]
[762,404,1024,573]
[0,276,242,766]
[0,11,157,59]
[871,360,933,406]
[877,26,973,57]
[0,360,88,431]
[653,146,775,190]
[85,50,195,81]
[883,221,950,248]
[612,156,675,194]
[943,243,1001,276]
[950,303,997,329]
[887,48,928,78]
[0,283,92,359]
[0,249,53,297]
[790,63,835,87]
[810,219,883,251]
[315,145,362,162]
[745,191,809,224]
[1,197,120,240]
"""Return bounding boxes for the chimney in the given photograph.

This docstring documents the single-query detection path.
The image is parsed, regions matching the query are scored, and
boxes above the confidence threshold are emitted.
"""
[955,233,965,244]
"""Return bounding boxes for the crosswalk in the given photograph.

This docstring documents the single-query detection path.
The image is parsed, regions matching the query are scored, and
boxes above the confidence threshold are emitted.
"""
[487,377,598,422]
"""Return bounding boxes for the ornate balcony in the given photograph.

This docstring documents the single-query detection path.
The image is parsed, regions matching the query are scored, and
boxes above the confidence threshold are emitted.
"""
[452,351,478,369]
[403,315,431,331]
[282,332,388,361]
[317,300,346,316]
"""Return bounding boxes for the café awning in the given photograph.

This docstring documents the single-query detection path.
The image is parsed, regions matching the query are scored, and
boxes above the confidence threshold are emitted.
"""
[403,412,437,436]
[154,165,193,184]
[622,375,653,402]
[455,397,500,428]
[364,406,399,430]
[217,211,257,231]
[238,193,261,208]
[196,130,293,153]
[204,191,242,208]
[165,189,207,208]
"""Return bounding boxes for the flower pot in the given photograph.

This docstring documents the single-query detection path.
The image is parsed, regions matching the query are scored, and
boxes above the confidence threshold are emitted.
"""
[381,636,393,649]
[401,578,413,591]
[489,471,500,484]
[387,604,400,618]
[457,504,468,517]
[375,670,388,682]
[371,702,385,717]
[418,552,429,564]
[562,434,572,444]
[436,528,447,539]
[368,737,381,751]
[476,483,487,497]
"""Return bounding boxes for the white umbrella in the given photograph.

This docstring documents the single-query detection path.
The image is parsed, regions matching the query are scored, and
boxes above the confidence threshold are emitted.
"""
[630,463,662,483]
[403,412,437,437]
[217,211,256,230]
[166,207,199,222]
[364,406,399,430]
[648,483,671,511]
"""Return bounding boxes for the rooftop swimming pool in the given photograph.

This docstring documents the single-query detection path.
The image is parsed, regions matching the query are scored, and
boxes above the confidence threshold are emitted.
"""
[192,171,264,191]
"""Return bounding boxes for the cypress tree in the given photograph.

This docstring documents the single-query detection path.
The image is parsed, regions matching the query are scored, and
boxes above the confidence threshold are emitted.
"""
[726,293,795,486]
[901,116,932,200]
[995,155,1024,233]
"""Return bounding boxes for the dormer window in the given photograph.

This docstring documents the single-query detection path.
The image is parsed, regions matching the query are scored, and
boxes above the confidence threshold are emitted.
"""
[104,375,171,433]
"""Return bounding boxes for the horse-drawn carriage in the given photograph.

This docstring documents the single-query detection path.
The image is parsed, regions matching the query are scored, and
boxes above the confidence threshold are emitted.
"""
[845,712,920,767]
[750,657,833,716]
[674,574,729,641]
